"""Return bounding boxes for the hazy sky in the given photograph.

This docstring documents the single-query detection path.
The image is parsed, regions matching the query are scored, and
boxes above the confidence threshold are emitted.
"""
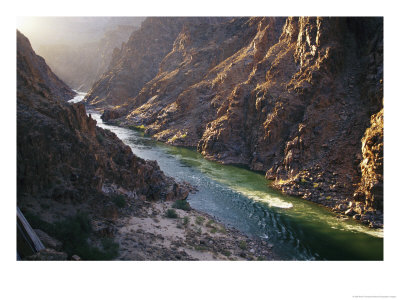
[17,17,145,50]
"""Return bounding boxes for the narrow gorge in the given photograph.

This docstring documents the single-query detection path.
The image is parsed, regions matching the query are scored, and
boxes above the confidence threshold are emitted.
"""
[17,16,384,261]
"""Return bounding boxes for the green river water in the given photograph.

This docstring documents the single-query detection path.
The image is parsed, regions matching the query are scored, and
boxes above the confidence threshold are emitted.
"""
[87,109,383,261]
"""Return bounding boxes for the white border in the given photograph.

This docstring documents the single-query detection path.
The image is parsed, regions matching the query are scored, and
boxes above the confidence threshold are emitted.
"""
[1,1,399,299]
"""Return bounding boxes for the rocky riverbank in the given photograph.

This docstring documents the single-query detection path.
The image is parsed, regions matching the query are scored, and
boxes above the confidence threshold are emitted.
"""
[114,199,276,261]
[23,189,276,261]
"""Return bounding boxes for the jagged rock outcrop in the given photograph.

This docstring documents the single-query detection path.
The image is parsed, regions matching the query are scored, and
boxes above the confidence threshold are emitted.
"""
[84,17,229,108]
[87,18,383,226]
[17,30,188,258]
[17,30,76,101]
[354,108,383,209]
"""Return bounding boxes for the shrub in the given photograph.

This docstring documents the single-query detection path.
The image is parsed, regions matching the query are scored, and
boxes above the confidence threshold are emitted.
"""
[195,216,205,225]
[222,249,231,257]
[194,245,208,251]
[165,209,178,219]
[172,199,191,211]
[182,216,190,226]
[112,194,126,208]
[218,226,227,234]
[313,182,319,188]
[206,220,215,227]
[239,240,247,250]
[96,133,104,144]
[24,212,119,260]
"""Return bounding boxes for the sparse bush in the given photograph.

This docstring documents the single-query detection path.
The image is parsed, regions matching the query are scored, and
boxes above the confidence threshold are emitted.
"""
[24,212,119,260]
[172,199,191,211]
[194,245,208,251]
[195,216,205,225]
[206,219,215,227]
[112,194,126,208]
[96,133,104,144]
[239,240,247,250]
[222,249,231,257]
[182,216,190,226]
[218,226,227,234]
[165,209,178,219]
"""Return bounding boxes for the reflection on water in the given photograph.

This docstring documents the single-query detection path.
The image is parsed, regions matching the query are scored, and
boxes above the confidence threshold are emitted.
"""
[87,108,383,261]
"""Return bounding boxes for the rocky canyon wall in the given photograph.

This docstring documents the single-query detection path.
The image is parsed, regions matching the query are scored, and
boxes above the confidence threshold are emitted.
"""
[17,30,186,226]
[85,17,383,227]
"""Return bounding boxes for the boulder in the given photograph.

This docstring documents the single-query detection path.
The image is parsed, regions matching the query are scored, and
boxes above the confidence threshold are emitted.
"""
[344,208,356,216]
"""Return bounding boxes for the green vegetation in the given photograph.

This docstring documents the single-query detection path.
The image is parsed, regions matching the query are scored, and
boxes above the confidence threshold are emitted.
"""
[222,249,231,257]
[112,194,126,208]
[24,212,119,260]
[129,124,146,131]
[238,240,247,250]
[210,228,217,234]
[96,133,104,144]
[218,226,227,234]
[326,196,332,200]
[195,216,205,225]
[313,182,319,188]
[206,219,215,227]
[172,199,191,211]
[182,216,190,226]
[165,209,178,219]
[194,245,208,251]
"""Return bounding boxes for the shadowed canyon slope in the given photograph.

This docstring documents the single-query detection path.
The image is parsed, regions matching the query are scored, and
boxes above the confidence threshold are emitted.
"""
[86,17,383,227]
[17,30,188,259]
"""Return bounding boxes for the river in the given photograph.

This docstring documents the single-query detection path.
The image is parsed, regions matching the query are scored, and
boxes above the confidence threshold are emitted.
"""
[79,100,383,260]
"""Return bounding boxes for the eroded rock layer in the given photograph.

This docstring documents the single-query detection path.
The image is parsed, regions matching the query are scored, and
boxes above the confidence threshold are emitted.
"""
[89,18,383,227]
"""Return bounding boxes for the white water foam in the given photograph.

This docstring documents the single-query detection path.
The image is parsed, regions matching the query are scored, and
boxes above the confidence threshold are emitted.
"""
[233,186,293,209]
[68,91,87,103]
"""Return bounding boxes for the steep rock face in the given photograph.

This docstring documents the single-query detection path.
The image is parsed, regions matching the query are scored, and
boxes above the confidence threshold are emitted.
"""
[90,18,383,225]
[17,30,186,221]
[354,109,383,210]
[36,24,138,92]
[17,30,76,101]
[84,17,229,108]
